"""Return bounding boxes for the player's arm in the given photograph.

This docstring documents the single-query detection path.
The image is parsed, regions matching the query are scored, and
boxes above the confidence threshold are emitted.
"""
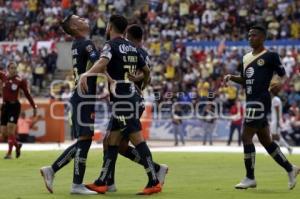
[79,42,115,93]
[275,104,280,129]
[141,65,150,90]
[128,70,144,82]
[136,53,149,90]
[20,80,37,116]
[224,74,244,85]
[79,58,114,93]
[270,52,287,90]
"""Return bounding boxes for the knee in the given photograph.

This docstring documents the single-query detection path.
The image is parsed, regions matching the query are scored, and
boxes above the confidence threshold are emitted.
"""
[118,139,129,155]
[242,133,252,145]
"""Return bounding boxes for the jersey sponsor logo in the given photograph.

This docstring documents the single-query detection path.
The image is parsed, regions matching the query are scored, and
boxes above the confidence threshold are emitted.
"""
[245,67,254,78]
[257,58,265,66]
[119,44,137,54]
[11,83,17,90]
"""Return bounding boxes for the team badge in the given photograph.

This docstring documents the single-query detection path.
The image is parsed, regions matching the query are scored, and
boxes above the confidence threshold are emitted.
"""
[11,83,17,90]
[257,58,265,66]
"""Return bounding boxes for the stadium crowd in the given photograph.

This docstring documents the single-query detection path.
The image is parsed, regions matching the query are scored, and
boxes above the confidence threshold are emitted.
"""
[0,0,300,143]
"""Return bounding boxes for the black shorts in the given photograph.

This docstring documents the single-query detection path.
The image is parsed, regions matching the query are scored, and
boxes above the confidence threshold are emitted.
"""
[107,93,142,137]
[69,96,95,139]
[244,102,269,129]
[1,101,21,125]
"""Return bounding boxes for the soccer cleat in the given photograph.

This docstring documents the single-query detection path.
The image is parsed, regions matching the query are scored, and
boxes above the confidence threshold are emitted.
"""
[4,154,12,159]
[137,183,162,195]
[85,183,108,194]
[70,184,98,195]
[235,177,257,189]
[288,165,300,190]
[16,143,22,158]
[40,166,55,193]
[107,184,117,192]
[157,164,168,185]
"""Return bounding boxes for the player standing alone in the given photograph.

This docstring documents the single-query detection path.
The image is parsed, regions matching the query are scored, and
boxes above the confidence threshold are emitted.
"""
[0,62,37,159]
[224,25,299,190]
[40,15,99,195]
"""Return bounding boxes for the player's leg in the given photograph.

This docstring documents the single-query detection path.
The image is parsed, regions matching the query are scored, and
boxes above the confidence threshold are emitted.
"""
[6,123,21,158]
[178,124,185,145]
[70,135,96,194]
[174,124,179,146]
[278,135,292,154]
[257,126,299,189]
[237,125,242,146]
[41,101,96,194]
[87,129,122,193]
[129,132,161,195]
[8,102,22,158]
[227,123,234,146]
[235,125,257,189]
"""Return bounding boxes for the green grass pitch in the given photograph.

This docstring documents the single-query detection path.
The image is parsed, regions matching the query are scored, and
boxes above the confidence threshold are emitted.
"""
[0,150,299,199]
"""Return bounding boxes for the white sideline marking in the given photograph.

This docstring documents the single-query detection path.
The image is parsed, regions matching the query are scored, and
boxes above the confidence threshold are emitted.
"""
[0,143,299,154]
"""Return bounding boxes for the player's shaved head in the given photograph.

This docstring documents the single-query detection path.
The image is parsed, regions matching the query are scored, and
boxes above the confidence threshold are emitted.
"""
[109,15,128,34]
[127,24,143,42]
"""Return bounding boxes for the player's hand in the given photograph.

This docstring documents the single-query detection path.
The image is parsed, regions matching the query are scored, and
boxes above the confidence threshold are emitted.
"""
[223,74,231,86]
[109,80,117,96]
[128,73,142,82]
[78,73,89,94]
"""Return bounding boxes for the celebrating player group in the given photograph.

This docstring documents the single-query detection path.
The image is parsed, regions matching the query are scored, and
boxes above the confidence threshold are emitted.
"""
[32,13,298,196]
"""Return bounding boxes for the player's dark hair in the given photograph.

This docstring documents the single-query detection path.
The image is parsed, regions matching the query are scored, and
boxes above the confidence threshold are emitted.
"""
[250,24,267,36]
[109,15,128,34]
[127,24,143,41]
[61,14,74,35]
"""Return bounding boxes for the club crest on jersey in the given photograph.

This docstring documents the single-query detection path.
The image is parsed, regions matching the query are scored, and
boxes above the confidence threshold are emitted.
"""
[246,67,254,78]
[257,58,265,66]
[119,44,137,54]
[11,83,17,90]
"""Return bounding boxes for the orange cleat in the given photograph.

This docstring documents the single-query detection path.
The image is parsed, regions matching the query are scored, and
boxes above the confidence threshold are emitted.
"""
[137,183,162,195]
[85,183,108,194]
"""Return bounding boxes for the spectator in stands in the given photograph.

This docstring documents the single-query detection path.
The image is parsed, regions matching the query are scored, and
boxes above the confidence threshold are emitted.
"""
[202,103,216,146]
[172,104,185,146]
[17,111,39,143]
[227,100,243,146]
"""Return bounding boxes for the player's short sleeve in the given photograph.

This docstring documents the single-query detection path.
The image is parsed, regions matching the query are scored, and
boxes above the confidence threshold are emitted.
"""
[137,53,146,70]
[272,97,281,107]
[100,42,113,61]
[272,52,286,77]
[85,40,100,63]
